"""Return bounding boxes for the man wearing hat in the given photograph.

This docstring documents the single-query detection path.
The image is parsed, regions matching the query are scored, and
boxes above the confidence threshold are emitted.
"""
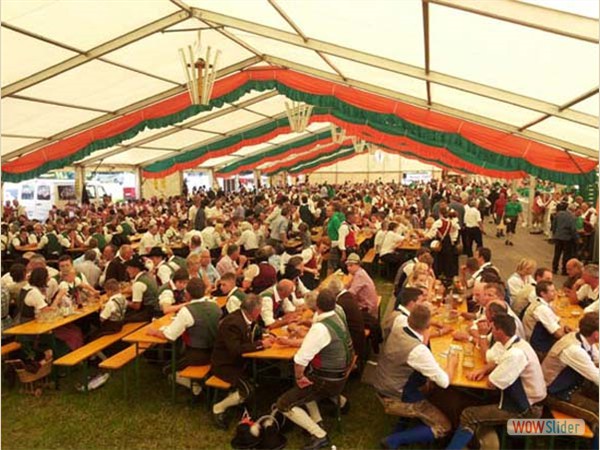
[345,253,378,318]
[211,294,274,429]
[146,246,172,286]
[124,255,159,322]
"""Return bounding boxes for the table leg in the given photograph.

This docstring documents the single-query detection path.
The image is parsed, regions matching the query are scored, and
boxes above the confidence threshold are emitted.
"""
[134,342,140,395]
[83,360,89,393]
[50,333,59,390]
[171,341,176,403]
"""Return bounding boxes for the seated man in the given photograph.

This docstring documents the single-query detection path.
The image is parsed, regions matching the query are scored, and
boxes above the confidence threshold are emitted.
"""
[211,294,273,429]
[382,287,424,340]
[259,279,301,328]
[571,264,599,311]
[276,289,354,450]
[563,258,584,292]
[147,278,222,393]
[328,277,366,362]
[89,278,127,340]
[523,280,570,358]
[157,268,189,315]
[446,314,546,450]
[542,311,599,448]
[511,267,553,319]
[216,244,247,278]
[124,255,160,322]
[375,304,458,449]
[220,272,246,314]
[198,249,220,292]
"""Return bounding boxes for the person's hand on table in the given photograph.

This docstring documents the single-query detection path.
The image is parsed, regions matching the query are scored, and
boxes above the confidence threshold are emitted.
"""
[261,336,275,348]
[452,330,470,342]
[466,368,488,381]
[564,325,574,333]
[477,319,490,336]
[447,352,459,372]
[460,311,475,320]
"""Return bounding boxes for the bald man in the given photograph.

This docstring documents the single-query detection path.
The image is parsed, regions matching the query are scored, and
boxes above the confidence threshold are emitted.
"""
[259,279,304,328]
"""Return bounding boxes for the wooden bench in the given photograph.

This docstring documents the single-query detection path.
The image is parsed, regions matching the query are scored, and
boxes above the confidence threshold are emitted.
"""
[1,341,21,357]
[54,322,146,391]
[99,343,152,370]
[362,248,377,275]
[54,322,146,367]
[178,365,211,380]
[551,410,594,439]
[98,342,153,397]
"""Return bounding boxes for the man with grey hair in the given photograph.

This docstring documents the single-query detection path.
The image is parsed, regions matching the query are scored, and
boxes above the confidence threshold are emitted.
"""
[574,264,599,312]
[259,279,302,328]
[75,250,102,288]
[328,277,366,361]
[210,294,274,429]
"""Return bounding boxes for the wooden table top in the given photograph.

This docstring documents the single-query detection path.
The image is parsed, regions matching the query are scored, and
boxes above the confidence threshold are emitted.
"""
[551,296,584,331]
[122,297,226,345]
[429,297,492,390]
[14,244,39,252]
[243,326,297,360]
[3,301,102,336]
[123,314,173,345]
[67,247,90,253]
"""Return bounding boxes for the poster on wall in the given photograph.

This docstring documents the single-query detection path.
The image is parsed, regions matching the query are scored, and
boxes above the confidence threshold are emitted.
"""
[402,171,431,185]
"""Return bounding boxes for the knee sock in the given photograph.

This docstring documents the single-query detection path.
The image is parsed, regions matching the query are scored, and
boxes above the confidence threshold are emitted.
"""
[383,424,435,449]
[213,391,242,414]
[283,406,327,438]
[338,395,347,408]
[175,374,191,389]
[446,427,474,450]
[305,401,323,424]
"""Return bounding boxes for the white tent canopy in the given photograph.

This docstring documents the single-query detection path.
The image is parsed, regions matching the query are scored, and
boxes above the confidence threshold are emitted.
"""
[1,0,598,177]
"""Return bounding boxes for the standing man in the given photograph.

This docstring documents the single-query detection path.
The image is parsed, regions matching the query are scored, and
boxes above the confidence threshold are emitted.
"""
[503,193,523,246]
[276,289,354,450]
[326,202,346,275]
[268,205,290,246]
[552,203,578,275]
[211,294,274,429]
[463,200,483,257]
[375,304,458,449]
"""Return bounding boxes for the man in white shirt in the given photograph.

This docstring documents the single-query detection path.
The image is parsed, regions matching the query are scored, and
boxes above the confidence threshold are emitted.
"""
[147,278,222,393]
[466,247,499,288]
[375,304,458,449]
[542,311,599,443]
[447,313,546,450]
[236,222,258,257]
[75,250,102,289]
[258,280,299,328]
[463,200,483,257]
[574,264,599,310]
[275,289,354,450]
[139,224,162,256]
[523,280,571,358]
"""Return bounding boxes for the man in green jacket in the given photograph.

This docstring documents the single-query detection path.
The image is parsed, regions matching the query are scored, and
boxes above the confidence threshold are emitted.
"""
[326,202,346,275]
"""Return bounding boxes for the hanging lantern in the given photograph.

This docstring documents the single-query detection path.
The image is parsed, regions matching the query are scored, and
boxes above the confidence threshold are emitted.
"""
[179,31,221,105]
[331,124,350,144]
[352,137,368,154]
[285,101,314,132]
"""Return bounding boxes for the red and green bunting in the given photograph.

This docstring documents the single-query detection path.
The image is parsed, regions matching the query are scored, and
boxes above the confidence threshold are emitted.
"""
[3,67,596,185]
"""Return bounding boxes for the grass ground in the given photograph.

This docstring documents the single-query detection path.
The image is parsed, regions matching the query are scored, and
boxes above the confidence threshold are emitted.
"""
[1,279,395,450]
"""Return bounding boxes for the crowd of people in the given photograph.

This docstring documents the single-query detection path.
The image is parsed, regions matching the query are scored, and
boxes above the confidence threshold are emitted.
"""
[0,177,598,450]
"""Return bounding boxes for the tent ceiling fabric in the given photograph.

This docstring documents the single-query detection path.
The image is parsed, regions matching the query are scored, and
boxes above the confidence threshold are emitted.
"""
[1,0,597,182]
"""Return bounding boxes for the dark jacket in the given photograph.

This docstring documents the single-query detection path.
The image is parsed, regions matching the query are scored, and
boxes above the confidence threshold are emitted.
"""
[336,290,366,360]
[210,309,263,384]
[105,256,128,282]
[194,208,206,231]
[552,210,578,242]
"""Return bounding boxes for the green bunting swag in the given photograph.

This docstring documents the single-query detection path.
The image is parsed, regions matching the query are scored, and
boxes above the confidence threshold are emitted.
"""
[4,67,596,185]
